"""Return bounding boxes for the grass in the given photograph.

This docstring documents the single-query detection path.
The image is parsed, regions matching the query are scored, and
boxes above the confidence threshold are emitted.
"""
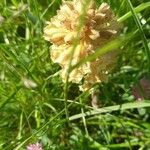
[0,0,150,149]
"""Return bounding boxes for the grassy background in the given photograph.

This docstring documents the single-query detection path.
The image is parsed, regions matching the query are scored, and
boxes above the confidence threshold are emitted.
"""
[0,0,150,149]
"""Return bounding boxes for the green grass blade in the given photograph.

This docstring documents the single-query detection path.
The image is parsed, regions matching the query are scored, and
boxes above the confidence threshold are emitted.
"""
[0,86,21,109]
[118,2,150,22]
[126,0,150,74]
[69,101,150,121]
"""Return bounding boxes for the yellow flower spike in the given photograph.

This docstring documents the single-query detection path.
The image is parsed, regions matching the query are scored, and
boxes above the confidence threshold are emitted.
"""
[44,0,120,91]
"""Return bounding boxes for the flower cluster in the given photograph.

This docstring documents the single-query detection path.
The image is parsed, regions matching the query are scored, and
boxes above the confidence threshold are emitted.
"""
[27,143,43,150]
[44,0,119,91]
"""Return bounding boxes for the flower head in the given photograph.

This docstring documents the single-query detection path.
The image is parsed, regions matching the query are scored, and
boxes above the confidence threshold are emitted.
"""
[44,0,120,91]
[27,143,43,150]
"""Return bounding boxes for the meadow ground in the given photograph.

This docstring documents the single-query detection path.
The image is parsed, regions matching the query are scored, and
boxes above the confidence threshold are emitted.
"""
[0,0,150,149]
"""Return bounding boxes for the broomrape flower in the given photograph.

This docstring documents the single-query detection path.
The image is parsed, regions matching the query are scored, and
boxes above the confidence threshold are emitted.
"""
[44,0,120,91]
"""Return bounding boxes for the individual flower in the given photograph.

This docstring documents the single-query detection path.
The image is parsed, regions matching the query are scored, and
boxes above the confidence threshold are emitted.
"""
[44,0,120,91]
[132,77,150,100]
[27,143,43,150]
